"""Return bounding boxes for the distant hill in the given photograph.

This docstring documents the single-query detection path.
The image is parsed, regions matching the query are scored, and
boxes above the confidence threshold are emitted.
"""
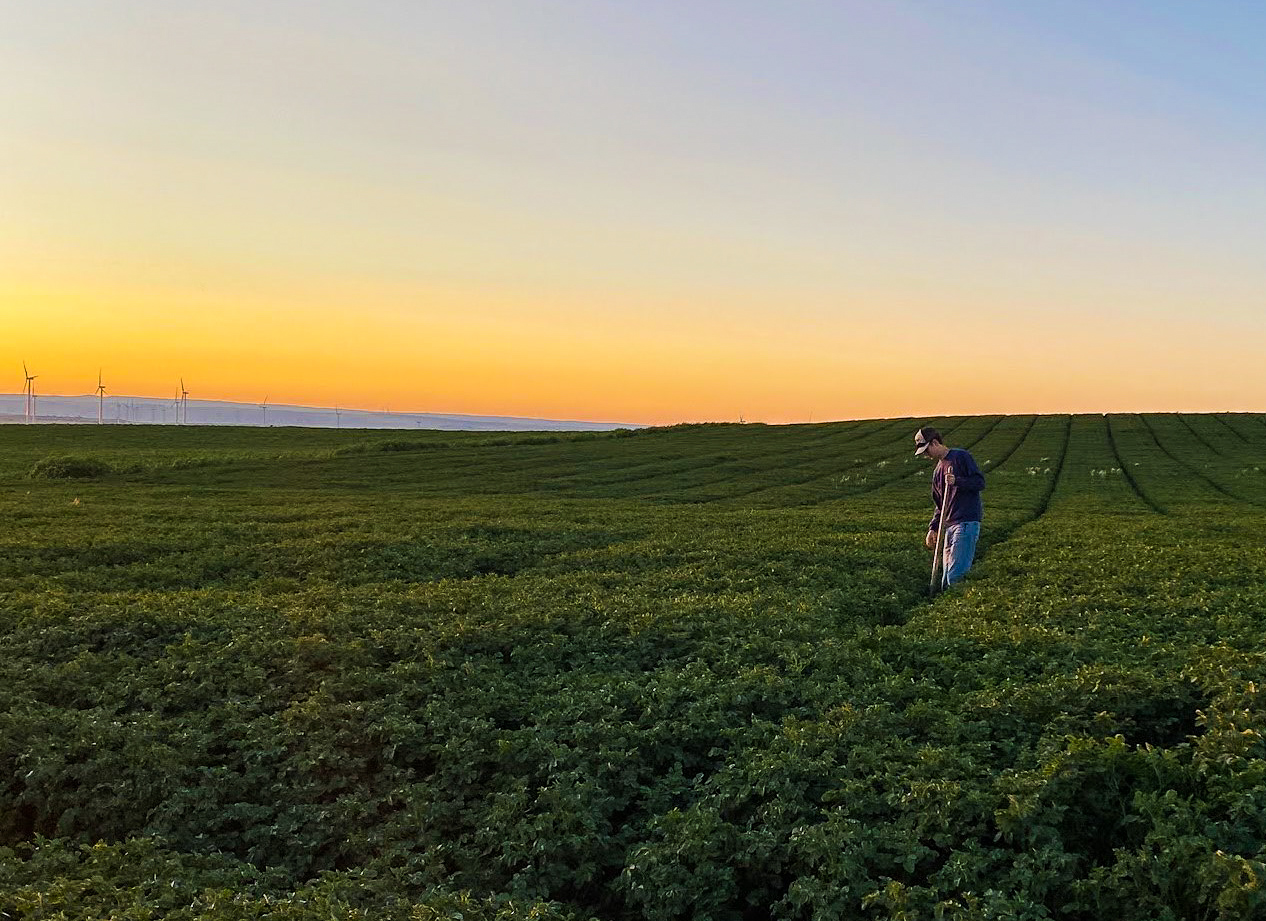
[0,394,640,431]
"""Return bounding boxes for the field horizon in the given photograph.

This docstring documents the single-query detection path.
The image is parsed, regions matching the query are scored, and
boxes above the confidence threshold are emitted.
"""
[0,392,642,431]
[4,412,1266,920]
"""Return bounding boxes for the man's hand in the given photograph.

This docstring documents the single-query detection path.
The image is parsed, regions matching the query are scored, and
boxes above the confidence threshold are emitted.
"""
[925,530,937,550]
[944,469,956,486]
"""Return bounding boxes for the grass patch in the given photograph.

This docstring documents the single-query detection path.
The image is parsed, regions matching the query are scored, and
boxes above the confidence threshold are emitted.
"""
[28,455,115,480]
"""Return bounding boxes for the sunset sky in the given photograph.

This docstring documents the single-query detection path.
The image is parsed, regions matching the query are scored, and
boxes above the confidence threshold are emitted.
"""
[4,2,1266,424]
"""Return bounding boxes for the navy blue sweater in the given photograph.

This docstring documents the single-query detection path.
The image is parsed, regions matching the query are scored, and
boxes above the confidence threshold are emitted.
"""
[929,448,985,532]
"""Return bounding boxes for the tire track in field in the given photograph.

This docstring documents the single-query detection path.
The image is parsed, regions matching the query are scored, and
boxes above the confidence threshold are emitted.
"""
[1184,413,1258,458]
[971,413,1074,554]
[805,415,1063,616]
[1176,414,1226,457]
[664,418,920,497]
[797,415,914,448]
[1105,415,1167,515]
[804,412,1018,507]
[911,415,1071,610]
[874,411,1045,511]
[602,417,913,499]
[1211,413,1251,445]
[821,413,1052,527]
[1215,413,1266,446]
[829,412,1009,497]
[545,442,779,493]
[1135,414,1263,508]
[718,415,996,507]
[542,421,879,494]
[657,416,954,505]
[977,413,1038,473]
[889,414,1007,482]
[1224,413,1266,444]
[872,412,1012,493]
[860,415,1058,521]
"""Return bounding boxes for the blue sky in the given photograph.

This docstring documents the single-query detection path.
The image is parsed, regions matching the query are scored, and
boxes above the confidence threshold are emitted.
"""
[3,2,1264,420]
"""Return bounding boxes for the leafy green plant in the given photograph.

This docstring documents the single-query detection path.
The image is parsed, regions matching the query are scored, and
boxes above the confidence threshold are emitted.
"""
[28,455,114,479]
[2,414,1265,919]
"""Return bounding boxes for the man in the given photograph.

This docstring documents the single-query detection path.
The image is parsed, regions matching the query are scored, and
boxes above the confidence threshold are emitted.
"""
[914,426,985,588]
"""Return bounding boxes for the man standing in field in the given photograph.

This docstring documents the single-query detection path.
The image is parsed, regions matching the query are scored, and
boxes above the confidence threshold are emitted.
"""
[915,426,986,588]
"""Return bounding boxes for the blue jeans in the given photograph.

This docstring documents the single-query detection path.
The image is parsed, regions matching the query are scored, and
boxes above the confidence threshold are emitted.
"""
[942,521,980,588]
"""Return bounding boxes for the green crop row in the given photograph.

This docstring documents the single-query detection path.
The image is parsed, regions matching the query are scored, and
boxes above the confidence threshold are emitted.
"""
[2,415,1265,919]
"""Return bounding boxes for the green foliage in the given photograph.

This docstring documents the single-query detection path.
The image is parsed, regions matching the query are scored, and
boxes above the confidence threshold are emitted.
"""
[2,414,1266,919]
[28,455,114,479]
[0,838,578,919]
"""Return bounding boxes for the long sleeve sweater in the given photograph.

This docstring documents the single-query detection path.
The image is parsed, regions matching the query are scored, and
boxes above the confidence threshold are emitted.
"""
[928,448,985,533]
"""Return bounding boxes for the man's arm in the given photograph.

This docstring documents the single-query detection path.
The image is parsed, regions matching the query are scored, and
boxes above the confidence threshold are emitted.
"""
[950,450,986,492]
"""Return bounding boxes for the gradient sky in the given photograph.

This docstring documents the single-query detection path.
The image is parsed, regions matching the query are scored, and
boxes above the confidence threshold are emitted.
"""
[3,1,1265,424]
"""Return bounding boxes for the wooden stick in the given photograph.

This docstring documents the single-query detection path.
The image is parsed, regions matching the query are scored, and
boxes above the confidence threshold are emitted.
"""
[929,454,957,598]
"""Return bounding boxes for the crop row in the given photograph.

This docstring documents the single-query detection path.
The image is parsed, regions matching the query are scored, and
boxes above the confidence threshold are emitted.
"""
[2,415,1266,919]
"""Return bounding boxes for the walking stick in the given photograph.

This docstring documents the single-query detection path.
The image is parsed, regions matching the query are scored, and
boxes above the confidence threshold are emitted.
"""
[929,458,956,598]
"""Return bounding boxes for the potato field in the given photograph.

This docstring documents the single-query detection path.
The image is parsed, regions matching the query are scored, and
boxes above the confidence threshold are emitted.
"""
[3,414,1266,920]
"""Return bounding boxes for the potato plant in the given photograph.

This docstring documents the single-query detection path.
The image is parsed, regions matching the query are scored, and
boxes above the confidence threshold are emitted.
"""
[2,415,1265,919]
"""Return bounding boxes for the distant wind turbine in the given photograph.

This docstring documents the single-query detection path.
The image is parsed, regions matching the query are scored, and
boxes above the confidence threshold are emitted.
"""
[180,379,190,425]
[260,395,269,426]
[334,406,342,429]
[22,362,36,423]
[95,370,106,424]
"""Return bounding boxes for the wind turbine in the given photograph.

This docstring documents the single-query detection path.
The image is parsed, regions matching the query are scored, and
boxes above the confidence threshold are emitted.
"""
[334,406,342,429]
[171,389,181,424]
[22,363,36,422]
[180,379,189,425]
[95,370,106,424]
[260,395,269,426]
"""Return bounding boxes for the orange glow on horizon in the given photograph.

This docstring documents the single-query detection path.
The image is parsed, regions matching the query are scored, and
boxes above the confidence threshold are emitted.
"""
[6,274,1265,426]
[6,4,1266,425]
